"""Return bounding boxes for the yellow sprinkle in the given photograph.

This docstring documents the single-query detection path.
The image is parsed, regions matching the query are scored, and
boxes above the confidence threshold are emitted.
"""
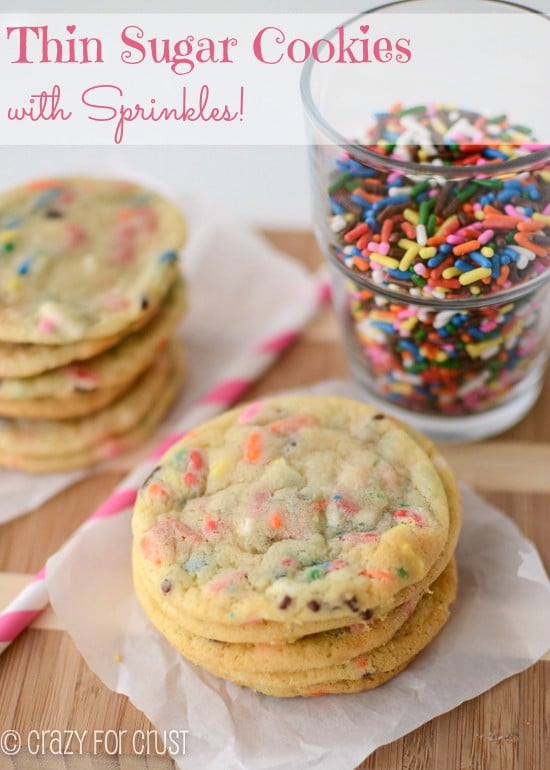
[419,246,437,260]
[398,542,425,577]
[403,208,419,225]
[400,316,418,332]
[466,338,502,357]
[113,652,123,664]
[0,230,17,243]
[474,210,485,221]
[399,244,420,271]
[458,267,491,286]
[5,276,21,293]
[481,247,494,258]
[431,118,446,135]
[390,383,414,395]
[434,351,448,363]
[469,285,481,295]
[211,458,230,479]
[442,267,461,279]
[502,320,523,342]
[418,149,429,162]
[533,213,550,225]
[498,304,514,315]
[540,170,550,184]
[369,252,400,269]
[398,238,418,250]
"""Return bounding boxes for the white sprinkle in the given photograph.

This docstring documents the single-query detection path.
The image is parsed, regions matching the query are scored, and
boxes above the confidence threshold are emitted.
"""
[416,224,427,246]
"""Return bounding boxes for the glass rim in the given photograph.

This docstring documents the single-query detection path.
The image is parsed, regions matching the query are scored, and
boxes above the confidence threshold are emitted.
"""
[300,0,550,179]
[326,247,550,309]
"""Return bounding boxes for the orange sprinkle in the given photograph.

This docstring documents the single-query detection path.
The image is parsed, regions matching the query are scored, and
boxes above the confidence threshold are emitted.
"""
[269,415,315,435]
[245,430,262,463]
[496,265,510,286]
[353,256,370,271]
[26,178,61,191]
[453,240,481,256]
[356,656,369,669]
[269,511,284,529]
[359,568,393,581]
[482,216,521,229]
[518,220,546,233]
[514,232,548,257]
[148,483,169,499]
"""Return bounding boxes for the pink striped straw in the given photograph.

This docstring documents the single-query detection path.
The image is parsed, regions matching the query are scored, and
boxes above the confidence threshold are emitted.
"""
[0,273,331,655]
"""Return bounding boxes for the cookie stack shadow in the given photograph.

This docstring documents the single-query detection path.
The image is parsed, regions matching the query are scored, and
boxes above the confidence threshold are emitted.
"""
[0,177,187,473]
[132,396,461,698]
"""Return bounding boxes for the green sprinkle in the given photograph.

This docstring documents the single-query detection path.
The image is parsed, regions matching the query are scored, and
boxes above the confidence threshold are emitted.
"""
[510,124,533,135]
[411,274,427,287]
[488,114,506,124]
[413,328,428,342]
[457,182,479,202]
[397,105,425,118]
[328,173,352,195]
[411,180,430,197]
[427,212,437,237]
[2,242,14,252]
[307,568,323,582]
[396,567,408,579]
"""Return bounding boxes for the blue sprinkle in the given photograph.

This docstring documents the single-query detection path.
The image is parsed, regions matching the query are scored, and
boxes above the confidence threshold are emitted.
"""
[526,184,540,201]
[469,328,485,340]
[158,250,178,263]
[491,254,501,278]
[330,200,345,215]
[386,268,412,279]
[16,257,32,275]
[32,189,61,210]
[455,259,473,272]
[469,251,492,268]
[397,339,419,355]
[482,148,509,160]
[3,218,21,229]
[183,555,209,575]
[332,494,342,500]
[370,321,394,334]
[427,254,446,268]
[439,244,453,255]
[496,190,516,204]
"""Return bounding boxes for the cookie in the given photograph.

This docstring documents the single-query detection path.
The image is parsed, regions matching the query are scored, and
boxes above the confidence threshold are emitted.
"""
[0,177,186,344]
[175,559,457,697]
[0,276,186,404]
[133,411,460,654]
[0,350,185,473]
[0,344,182,460]
[133,396,452,635]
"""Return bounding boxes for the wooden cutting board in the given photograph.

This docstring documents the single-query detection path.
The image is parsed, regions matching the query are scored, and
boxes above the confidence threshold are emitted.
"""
[0,231,548,770]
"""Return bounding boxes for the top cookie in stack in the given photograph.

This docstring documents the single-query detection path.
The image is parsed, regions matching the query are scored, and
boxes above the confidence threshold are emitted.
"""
[0,177,188,473]
[132,395,461,697]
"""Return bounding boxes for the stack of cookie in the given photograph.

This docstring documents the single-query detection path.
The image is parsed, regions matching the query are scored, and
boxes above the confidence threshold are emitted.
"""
[0,177,187,473]
[132,395,461,697]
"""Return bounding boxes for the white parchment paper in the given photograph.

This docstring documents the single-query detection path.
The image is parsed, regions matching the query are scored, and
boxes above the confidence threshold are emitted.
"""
[46,460,550,768]
[0,203,318,524]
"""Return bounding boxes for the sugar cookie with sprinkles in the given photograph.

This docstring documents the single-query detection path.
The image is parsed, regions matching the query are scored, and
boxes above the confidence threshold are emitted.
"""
[0,276,186,407]
[132,395,460,695]
[0,345,184,473]
[0,177,186,344]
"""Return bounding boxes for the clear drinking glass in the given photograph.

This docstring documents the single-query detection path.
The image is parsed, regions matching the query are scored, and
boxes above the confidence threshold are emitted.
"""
[301,0,550,441]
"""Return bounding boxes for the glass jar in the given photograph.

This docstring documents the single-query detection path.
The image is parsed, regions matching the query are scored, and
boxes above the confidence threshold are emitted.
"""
[301,0,550,441]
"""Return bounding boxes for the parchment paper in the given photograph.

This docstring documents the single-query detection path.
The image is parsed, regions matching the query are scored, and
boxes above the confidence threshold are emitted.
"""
[46,388,550,770]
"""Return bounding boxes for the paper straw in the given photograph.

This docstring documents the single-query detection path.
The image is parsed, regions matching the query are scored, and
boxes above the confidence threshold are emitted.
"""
[0,272,331,655]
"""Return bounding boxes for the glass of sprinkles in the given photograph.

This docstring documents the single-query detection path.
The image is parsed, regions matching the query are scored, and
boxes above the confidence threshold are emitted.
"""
[301,0,550,441]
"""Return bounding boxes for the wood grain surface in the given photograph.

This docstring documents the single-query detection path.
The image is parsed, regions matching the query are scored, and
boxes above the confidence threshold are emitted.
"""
[0,230,548,770]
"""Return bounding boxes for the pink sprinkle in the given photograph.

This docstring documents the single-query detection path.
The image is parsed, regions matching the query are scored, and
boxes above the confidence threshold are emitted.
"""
[414,263,427,277]
[447,233,465,245]
[206,571,247,594]
[370,241,389,256]
[387,171,401,184]
[238,400,264,424]
[327,559,347,572]
[504,204,529,222]
[543,203,550,216]
[480,320,498,333]
[341,532,379,543]
[478,229,494,245]
[38,317,56,333]
[64,223,87,249]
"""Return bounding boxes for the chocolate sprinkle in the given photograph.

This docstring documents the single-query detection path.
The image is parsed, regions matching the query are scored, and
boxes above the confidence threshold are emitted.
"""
[279,595,292,610]
[307,600,321,612]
